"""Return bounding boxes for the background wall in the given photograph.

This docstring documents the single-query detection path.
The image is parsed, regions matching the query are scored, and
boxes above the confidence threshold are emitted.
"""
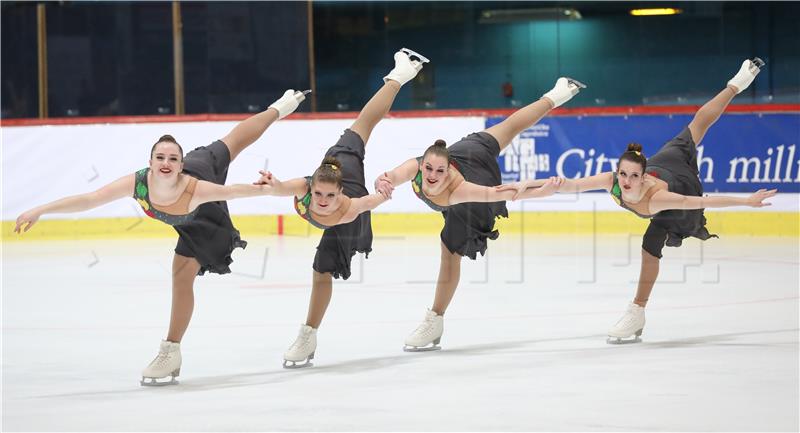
[2,1,798,118]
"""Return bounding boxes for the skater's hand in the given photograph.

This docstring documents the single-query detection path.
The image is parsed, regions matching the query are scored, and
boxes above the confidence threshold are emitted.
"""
[254,170,281,188]
[746,188,777,207]
[14,209,41,234]
[537,176,564,197]
[268,89,310,120]
[494,179,535,201]
[374,172,394,199]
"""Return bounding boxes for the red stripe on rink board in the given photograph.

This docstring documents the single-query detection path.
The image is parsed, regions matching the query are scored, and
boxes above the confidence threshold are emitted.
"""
[2,104,798,127]
[277,215,284,236]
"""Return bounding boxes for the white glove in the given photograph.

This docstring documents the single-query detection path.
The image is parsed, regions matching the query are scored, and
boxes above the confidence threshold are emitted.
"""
[268,89,309,119]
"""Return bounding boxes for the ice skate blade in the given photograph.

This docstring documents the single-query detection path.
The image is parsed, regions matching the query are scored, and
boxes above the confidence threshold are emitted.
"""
[140,376,179,386]
[606,336,642,345]
[283,359,313,369]
[403,344,442,352]
[400,47,430,64]
[565,77,587,89]
[606,329,643,345]
[752,57,765,69]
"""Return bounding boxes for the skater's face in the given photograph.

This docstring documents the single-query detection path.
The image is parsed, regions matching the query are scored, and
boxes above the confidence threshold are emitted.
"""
[311,181,343,213]
[421,155,449,191]
[617,160,645,196]
[149,142,184,180]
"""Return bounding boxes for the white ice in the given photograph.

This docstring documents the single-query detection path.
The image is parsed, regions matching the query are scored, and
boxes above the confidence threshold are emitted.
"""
[2,233,798,431]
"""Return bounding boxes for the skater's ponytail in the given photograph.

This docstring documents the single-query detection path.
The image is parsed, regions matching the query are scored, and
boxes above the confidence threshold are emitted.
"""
[150,134,184,160]
[618,143,647,171]
[422,139,449,163]
[312,156,343,188]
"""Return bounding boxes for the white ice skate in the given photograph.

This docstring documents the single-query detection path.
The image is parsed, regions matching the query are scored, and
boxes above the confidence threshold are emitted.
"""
[141,340,181,386]
[727,57,765,94]
[542,77,587,108]
[283,324,317,369]
[403,309,443,352]
[268,88,311,119]
[607,302,645,345]
[383,47,430,86]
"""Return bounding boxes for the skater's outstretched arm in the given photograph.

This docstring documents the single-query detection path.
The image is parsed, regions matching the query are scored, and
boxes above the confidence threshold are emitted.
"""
[339,193,390,224]
[222,89,308,161]
[374,158,419,198]
[647,188,777,214]
[14,174,134,233]
[252,170,309,198]
[496,172,613,200]
[189,180,292,210]
[449,177,562,205]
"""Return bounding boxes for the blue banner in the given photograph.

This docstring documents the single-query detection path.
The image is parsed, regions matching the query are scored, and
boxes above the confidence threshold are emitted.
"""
[490,113,800,193]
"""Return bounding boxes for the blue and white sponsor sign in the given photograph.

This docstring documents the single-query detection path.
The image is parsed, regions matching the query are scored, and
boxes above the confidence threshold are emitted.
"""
[492,113,800,193]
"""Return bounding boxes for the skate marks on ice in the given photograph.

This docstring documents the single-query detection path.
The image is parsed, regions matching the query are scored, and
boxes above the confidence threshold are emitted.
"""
[26,327,796,399]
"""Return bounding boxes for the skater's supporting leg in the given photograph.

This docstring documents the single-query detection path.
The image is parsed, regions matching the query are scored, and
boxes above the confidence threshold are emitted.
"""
[166,254,201,343]
[431,241,462,315]
[305,270,333,329]
[484,98,554,151]
[634,249,660,308]
[349,81,402,146]
[687,87,736,145]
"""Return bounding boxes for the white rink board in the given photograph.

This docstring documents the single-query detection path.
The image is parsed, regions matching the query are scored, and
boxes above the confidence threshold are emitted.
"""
[1,117,482,220]
[3,117,797,221]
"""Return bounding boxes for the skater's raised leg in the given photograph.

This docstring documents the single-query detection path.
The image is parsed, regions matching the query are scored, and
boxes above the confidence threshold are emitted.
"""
[484,77,585,151]
[350,49,425,145]
[222,90,307,161]
[688,58,764,144]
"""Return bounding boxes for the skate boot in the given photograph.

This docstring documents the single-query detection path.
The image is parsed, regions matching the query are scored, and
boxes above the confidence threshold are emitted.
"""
[141,340,181,386]
[542,77,587,108]
[283,324,317,369]
[727,57,765,94]
[607,302,645,345]
[383,47,429,86]
[268,89,311,119]
[403,309,443,352]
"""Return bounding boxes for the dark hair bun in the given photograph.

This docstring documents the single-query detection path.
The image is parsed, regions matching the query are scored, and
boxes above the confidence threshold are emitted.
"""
[626,142,643,153]
[158,134,178,144]
[321,156,342,170]
[434,139,447,148]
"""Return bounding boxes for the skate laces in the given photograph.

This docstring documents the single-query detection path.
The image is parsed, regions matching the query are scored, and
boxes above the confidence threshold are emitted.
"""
[413,316,436,337]
[289,332,312,351]
[614,307,642,329]
[149,351,172,368]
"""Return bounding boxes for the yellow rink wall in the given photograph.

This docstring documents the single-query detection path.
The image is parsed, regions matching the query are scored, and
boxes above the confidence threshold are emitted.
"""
[2,211,798,242]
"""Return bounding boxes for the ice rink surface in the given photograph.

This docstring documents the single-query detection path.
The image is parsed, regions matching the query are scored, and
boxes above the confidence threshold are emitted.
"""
[2,233,798,431]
